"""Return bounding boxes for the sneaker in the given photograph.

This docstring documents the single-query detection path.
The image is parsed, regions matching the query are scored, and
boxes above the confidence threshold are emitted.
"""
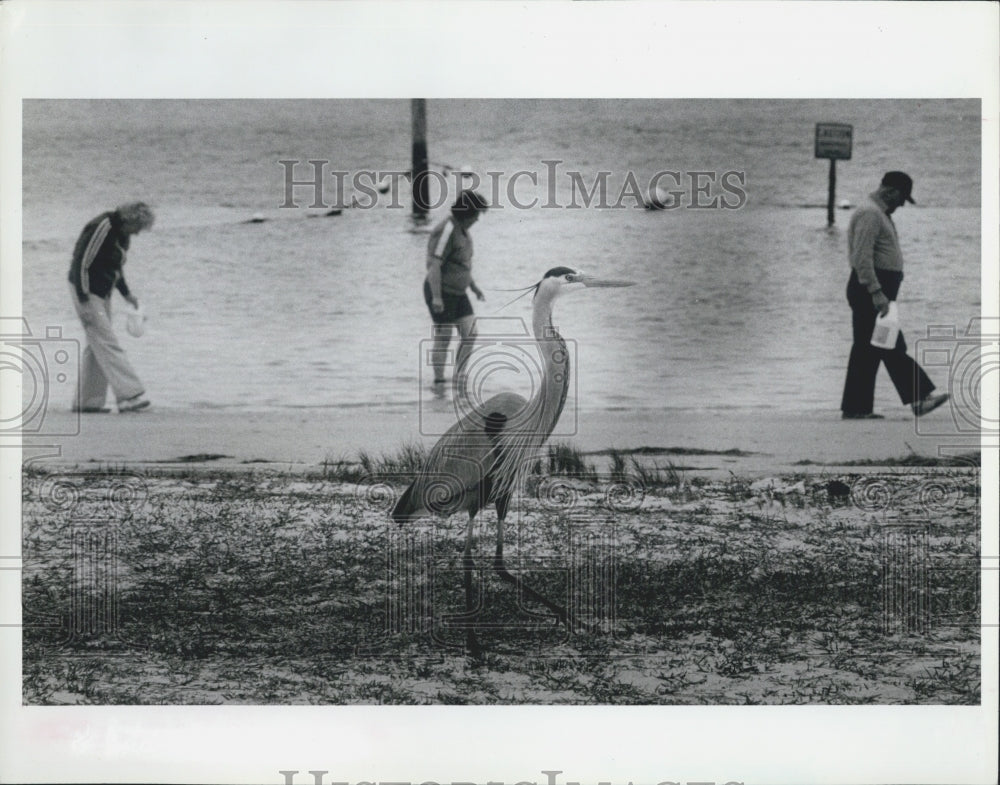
[842,411,885,420]
[118,395,151,413]
[912,392,949,417]
[72,406,111,413]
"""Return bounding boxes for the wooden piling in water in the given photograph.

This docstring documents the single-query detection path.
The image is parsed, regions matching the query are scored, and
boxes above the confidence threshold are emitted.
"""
[411,99,430,219]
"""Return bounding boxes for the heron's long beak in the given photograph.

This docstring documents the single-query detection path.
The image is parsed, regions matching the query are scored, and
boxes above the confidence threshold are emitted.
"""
[575,274,636,288]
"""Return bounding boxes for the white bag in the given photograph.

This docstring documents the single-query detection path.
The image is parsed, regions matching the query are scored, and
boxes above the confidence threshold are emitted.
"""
[870,301,899,350]
[125,305,146,338]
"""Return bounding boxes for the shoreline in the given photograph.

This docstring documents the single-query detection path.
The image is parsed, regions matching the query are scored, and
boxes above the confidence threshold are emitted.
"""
[16,406,980,477]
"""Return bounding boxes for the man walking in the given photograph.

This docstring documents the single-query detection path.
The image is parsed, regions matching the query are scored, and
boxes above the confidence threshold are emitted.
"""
[68,201,154,413]
[840,171,949,420]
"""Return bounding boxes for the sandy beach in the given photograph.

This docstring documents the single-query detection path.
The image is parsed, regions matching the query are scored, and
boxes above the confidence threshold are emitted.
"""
[16,401,982,706]
[21,405,981,474]
[20,420,981,706]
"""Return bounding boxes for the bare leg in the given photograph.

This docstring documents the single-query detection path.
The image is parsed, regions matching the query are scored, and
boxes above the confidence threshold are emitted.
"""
[430,324,453,384]
[453,315,477,400]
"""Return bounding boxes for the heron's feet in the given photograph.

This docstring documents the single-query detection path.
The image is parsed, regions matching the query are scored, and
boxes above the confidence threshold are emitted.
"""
[492,557,581,631]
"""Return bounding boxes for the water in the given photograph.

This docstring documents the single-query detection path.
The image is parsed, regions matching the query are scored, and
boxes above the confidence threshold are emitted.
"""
[21,99,982,414]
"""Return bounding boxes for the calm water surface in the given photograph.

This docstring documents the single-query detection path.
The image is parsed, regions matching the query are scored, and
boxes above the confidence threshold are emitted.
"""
[21,100,982,414]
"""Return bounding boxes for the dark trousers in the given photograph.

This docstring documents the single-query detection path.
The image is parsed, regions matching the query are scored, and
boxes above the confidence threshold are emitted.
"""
[840,269,935,414]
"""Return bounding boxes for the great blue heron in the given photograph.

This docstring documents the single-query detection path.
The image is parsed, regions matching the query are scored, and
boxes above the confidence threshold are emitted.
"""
[392,266,635,656]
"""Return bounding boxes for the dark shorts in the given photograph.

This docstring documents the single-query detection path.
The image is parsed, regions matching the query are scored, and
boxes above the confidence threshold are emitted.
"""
[424,279,474,325]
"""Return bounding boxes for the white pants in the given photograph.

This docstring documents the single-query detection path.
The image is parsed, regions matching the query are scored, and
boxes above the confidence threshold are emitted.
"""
[69,284,144,408]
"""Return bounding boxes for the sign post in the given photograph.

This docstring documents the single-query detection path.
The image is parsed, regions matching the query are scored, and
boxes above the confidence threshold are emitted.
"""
[815,123,853,226]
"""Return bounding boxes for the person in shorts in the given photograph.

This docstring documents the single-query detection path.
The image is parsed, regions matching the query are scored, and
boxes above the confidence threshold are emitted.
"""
[424,190,489,394]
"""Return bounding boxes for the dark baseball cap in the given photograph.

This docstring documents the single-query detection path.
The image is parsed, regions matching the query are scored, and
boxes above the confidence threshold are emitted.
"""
[881,171,916,204]
[452,190,489,216]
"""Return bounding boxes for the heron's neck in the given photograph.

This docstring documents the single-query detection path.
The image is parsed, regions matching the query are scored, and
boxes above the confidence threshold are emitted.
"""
[531,288,560,339]
[530,293,570,434]
[486,292,571,496]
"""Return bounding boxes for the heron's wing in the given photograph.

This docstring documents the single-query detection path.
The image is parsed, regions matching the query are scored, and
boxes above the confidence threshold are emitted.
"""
[487,391,555,500]
[398,393,529,519]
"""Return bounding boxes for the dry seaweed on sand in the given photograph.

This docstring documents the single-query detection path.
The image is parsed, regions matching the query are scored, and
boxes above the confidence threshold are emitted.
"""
[21,461,980,705]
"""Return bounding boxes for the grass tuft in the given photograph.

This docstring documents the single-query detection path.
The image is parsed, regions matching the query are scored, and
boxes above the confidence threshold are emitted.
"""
[357,443,427,477]
[543,441,598,481]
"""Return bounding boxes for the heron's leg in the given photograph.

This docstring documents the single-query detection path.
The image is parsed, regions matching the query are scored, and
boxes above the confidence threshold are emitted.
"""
[492,505,571,629]
[463,512,477,613]
[462,512,483,658]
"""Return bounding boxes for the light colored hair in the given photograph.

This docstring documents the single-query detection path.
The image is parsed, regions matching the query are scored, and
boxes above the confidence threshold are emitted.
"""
[116,201,155,232]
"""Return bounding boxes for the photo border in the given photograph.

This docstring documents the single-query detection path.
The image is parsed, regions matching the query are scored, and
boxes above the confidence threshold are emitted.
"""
[2,2,997,784]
